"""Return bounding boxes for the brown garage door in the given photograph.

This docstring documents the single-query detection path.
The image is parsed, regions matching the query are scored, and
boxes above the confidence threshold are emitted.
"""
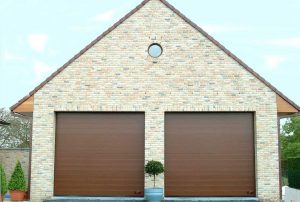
[165,112,255,197]
[54,112,144,196]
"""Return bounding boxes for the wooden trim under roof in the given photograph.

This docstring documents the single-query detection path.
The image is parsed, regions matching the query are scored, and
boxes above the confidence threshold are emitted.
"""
[277,95,298,114]
[10,0,300,114]
[12,95,34,113]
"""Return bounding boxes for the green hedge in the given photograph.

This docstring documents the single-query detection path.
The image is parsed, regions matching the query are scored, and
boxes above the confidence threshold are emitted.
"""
[287,156,300,189]
[0,164,8,195]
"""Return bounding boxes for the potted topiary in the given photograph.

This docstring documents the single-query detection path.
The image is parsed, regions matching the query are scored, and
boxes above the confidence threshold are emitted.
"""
[0,164,8,201]
[8,161,26,201]
[145,160,164,202]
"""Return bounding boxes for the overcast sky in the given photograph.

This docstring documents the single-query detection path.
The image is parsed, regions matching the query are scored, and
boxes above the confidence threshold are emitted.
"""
[1,0,300,109]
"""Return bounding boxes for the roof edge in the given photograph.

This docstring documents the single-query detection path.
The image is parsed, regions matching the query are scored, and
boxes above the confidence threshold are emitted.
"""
[10,0,300,112]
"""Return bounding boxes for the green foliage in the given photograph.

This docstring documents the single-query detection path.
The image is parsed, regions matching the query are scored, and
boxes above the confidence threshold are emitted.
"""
[281,116,300,160]
[288,156,300,170]
[281,142,300,160]
[287,156,300,189]
[8,161,26,191]
[282,116,300,138]
[0,164,8,195]
[145,160,164,187]
[0,108,31,148]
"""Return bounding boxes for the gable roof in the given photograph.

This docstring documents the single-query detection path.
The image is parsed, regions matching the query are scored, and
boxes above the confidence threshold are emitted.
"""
[10,0,300,111]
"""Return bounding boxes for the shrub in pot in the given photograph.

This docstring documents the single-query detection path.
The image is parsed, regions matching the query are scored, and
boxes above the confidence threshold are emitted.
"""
[8,161,26,201]
[0,164,8,201]
[145,160,164,202]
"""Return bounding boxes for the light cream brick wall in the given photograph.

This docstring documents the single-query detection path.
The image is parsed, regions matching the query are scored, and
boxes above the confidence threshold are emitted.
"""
[31,0,280,201]
[0,149,30,185]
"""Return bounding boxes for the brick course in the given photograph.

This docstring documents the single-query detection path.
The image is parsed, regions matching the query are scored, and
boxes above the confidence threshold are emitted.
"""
[30,0,280,201]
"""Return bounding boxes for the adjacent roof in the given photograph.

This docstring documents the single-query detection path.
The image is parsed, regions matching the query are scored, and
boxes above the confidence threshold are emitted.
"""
[10,0,300,111]
[0,119,10,125]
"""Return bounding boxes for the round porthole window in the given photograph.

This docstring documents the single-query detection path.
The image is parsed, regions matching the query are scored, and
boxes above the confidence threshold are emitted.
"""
[148,43,163,58]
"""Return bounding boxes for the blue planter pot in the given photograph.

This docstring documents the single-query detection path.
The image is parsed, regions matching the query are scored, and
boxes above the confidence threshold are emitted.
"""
[145,188,163,202]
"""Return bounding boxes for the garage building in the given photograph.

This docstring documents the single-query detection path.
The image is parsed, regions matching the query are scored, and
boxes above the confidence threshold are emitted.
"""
[11,0,300,201]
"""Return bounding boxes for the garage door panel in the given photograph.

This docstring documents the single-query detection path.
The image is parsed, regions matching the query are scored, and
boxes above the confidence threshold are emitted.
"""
[167,184,254,190]
[165,188,254,197]
[54,112,144,197]
[56,189,142,197]
[167,138,252,144]
[57,146,143,154]
[167,154,254,158]
[166,164,254,171]
[55,164,145,171]
[166,147,253,154]
[167,140,253,153]
[166,175,255,181]
[165,112,255,197]
[166,173,255,183]
[167,157,254,164]
[55,177,144,184]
